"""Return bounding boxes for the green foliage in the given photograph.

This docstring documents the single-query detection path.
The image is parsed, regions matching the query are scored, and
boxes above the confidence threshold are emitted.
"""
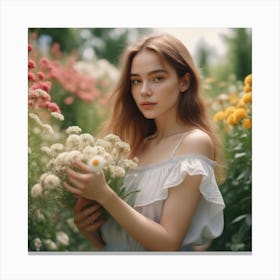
[209,125,252,251]
[207,75,252,251]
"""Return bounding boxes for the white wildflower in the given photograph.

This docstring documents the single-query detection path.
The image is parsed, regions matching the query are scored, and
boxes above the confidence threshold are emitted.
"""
[49,143,64,157]
[43,174,60,190]
[104,133,121,144]
[53,152,68,171]
[109,165,126,178]
[41,146,51,155]
[29,113,42,126]
[44,239,57,250]
[88,155,107,173]
[28,147,32,154]
[34,238,42,251]
[39,172,50,184]
[35,209,45,221]
[35,88,49,98]
[95,138,112,152]
[115,141,131,156]
[66,126,82,135]
[65,150,83,165]
[56,231,70,246]
[80,133,95,146]
[42,124,54,135]
[31,183,43,197]
[51,112,64,121]
[82,145,106,161]
[32,127,41,134]
[66,134,82,150]
[67,218,79,233]
[121,159,138,169]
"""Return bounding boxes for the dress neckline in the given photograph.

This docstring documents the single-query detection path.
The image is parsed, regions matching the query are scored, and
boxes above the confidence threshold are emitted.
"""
[133,153,216,172]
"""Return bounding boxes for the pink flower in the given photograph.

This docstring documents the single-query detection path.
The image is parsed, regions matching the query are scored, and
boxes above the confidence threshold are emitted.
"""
[28,90,39,99]
[28,44,33,52]
[28,72,36,81]
[40,57,51,69]
[28,100,35,107]
[40,81,52,92]
[64,96,74,105]
[28,59,36,69]
[37,72,45,80]
[45,102,60,113]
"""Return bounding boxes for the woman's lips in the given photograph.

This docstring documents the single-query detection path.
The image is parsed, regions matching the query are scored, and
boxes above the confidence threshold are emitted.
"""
[140,102,157,110]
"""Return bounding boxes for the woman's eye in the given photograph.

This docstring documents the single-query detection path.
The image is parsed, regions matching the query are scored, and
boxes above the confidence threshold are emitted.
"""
[131,79,141,85]
[153,76,164,83]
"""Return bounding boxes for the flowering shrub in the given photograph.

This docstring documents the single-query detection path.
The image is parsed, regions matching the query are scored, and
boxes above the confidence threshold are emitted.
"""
[28,40,125,251]
[209,74,252,251]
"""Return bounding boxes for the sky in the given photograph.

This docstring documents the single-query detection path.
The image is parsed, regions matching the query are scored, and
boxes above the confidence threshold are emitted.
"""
[155,27,231,64]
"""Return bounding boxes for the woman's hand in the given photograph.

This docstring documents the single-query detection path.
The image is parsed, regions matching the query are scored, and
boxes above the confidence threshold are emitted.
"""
[63,161,112,203]
[73,197,107,250]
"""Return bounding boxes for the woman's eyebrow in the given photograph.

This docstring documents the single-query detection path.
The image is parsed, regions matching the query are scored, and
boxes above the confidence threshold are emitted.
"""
[130,69,168,77]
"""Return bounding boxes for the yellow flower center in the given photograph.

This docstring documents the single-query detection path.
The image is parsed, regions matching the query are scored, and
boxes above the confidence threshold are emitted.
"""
[92,159,100,166]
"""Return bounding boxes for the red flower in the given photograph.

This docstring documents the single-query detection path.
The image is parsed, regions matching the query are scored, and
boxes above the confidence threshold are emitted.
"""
[28,72,36,81]
[28,59,36,69]
[37,72,45,80]
[28,44,33,52]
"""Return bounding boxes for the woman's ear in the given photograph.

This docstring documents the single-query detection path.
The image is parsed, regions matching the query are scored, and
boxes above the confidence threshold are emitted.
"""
[180,72,191,93]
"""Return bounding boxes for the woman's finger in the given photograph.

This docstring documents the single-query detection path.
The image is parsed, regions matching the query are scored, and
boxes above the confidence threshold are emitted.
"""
[67,175,85,190]
[66,167,88,181]
[78,209,103,228]
[63,182,81,196]
[75,160,92,173]
[84,219,107,233]
[74,204,102,223]
[74,198,95,212]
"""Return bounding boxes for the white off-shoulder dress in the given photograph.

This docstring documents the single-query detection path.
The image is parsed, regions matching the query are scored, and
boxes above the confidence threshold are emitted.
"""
[100,134,225,251]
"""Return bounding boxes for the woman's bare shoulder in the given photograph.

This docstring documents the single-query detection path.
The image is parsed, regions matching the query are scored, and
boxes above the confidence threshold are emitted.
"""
[177,128,214,159]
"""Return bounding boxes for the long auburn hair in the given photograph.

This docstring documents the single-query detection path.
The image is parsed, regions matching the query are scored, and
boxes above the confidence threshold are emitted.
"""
[100,33,225,183]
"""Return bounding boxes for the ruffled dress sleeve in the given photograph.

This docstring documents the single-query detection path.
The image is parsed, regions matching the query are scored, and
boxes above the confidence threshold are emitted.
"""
[126,154,225,247]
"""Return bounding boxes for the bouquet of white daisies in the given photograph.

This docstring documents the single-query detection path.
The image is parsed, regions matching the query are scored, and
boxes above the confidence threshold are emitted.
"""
[32,126,138,210]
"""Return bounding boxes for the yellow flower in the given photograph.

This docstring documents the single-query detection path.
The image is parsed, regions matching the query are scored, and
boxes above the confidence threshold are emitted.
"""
[244,74,252,86]
[228,92,239,105]
[236,99,246,109]
[242,92,252,104]
[234,108,247,122]
[227,114,237,126]
[225,106,235,117]
[243,118,252,129]
[213,111,225,122]
[243,84,251,93]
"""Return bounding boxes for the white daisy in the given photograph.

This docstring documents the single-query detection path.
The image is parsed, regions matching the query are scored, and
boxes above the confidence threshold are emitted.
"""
[88,155,107,173]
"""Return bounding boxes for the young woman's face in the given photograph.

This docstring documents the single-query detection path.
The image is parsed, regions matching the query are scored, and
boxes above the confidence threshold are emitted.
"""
[130,50,186,120]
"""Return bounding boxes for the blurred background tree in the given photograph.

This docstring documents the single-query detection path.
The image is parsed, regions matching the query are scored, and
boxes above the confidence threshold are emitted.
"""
[29,28,152,65]
[210,28,252,82]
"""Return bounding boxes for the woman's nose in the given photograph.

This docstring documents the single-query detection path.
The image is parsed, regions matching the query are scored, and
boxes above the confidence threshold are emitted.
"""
[140,81,152,96]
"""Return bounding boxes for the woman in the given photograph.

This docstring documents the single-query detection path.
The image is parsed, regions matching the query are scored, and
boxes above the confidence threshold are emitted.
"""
[63,33,225,251]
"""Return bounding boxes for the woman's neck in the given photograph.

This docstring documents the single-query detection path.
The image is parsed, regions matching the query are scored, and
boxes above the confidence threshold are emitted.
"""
[153,118,194,141]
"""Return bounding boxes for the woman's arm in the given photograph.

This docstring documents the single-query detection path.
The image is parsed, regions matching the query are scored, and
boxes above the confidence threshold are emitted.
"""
[100,174,202,251]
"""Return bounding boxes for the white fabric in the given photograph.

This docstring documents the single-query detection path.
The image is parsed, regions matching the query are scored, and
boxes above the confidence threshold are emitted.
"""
[100,153,225,251]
